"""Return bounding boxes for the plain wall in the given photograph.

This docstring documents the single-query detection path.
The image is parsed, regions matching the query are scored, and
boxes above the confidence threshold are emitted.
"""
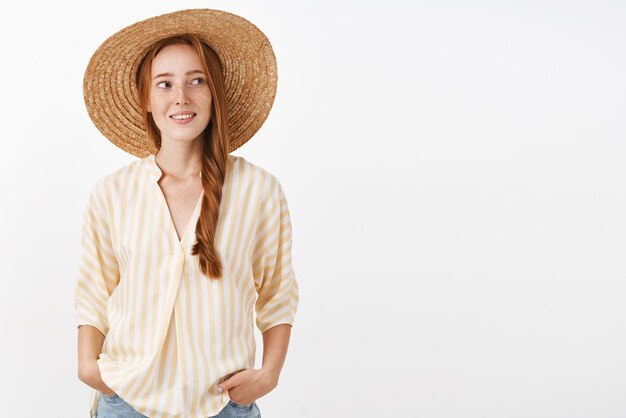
[1,0,625,417]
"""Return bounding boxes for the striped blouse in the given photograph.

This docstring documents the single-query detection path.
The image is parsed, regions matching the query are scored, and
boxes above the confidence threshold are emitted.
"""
[74,153,299,418]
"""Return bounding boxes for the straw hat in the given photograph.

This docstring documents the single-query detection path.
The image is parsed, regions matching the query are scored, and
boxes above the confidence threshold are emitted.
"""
[83,8,278,157]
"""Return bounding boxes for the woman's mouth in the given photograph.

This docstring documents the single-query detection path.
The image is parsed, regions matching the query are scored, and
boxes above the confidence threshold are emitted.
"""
[170,113,197,124]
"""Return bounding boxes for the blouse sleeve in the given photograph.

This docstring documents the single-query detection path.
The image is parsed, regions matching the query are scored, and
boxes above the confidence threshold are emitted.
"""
[74,180,120,337]
[251,176,300,334]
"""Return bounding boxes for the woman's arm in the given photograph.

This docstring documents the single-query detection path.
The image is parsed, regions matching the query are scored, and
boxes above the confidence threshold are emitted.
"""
[260,323,292,384]
[75,181,120,396]
[77,324,116,395]
[217,323,292,403]
[220,176,298,403]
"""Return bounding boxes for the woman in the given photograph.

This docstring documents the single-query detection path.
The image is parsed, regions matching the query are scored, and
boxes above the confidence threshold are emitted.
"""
[75,9,299,418]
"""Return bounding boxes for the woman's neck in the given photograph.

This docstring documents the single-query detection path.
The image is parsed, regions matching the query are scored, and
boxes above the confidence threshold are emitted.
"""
[155,140,203,180]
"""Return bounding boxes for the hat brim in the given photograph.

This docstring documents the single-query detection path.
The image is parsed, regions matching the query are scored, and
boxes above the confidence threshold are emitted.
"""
[83,8,277,157]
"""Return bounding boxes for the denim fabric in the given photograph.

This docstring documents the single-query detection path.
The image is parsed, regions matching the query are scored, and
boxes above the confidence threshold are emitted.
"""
[216,399,261,418]
[96,393,148,418]
[96,392,261,418]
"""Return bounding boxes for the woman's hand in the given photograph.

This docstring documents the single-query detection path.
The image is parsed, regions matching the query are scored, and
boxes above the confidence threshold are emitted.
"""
[217,368,279,405]
[77,325,116,396]
[78,360,116,397]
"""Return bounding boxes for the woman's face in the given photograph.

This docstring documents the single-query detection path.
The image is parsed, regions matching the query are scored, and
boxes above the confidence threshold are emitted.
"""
[148,43,212,146]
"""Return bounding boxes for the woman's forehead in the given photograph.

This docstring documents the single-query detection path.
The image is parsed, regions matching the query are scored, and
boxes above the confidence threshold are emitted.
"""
[152,44,202,74]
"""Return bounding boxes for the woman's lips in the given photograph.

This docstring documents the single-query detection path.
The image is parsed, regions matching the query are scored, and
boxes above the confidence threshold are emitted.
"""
[170,114,196,125]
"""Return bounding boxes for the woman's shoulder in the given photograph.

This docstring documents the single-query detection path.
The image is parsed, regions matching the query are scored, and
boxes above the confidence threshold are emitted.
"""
[228,154,282,188]
[88,156,151,197]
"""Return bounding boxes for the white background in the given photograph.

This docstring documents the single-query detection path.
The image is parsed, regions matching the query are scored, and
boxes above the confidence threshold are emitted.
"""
[1,1,625,417]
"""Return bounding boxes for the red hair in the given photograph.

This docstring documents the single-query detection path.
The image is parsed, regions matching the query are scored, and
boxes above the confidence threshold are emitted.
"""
[136,35,230,279]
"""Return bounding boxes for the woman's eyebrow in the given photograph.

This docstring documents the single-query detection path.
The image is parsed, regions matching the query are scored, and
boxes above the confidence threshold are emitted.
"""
[152,70,205,80]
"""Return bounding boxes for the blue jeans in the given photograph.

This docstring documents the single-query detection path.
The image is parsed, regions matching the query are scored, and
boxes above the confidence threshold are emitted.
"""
[96,392,261,418]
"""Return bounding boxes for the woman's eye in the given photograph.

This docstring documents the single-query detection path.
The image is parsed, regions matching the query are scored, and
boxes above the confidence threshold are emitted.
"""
[155,78,204,88]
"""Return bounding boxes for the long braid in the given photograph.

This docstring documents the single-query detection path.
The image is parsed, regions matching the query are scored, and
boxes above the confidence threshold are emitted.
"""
[137,34,231,280]
[191,119,227,279]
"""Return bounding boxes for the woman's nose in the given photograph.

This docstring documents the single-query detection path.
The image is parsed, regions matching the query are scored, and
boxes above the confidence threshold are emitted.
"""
[175,86,190,105]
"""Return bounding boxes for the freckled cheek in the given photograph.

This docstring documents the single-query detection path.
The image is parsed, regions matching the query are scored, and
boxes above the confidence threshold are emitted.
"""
[151,106,168,121]
[191,92,211,104]
[194,96,212,118]
[147,96,167,115]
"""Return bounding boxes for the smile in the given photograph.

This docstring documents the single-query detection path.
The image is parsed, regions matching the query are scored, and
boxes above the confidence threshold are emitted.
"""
[170,113,197,124]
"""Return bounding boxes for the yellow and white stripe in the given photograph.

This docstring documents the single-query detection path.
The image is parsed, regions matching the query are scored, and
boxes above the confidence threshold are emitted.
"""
[74,153,299,418]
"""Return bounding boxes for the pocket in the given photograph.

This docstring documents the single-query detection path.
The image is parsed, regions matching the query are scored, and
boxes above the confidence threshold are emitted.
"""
[228,398,253,408]
[101,392,119,400]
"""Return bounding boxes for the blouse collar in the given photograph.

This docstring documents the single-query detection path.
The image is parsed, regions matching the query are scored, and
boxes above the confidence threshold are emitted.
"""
[144,153,163,181]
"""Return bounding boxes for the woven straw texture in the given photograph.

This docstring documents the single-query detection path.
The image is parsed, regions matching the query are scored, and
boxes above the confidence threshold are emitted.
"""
[83,9,278,157]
